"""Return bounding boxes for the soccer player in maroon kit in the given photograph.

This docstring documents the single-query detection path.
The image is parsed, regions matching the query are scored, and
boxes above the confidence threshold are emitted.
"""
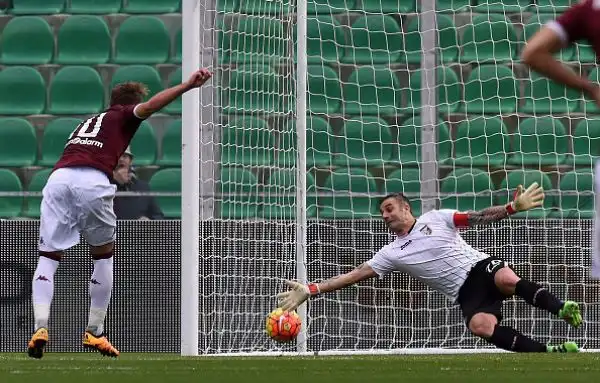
[27,68,212,359]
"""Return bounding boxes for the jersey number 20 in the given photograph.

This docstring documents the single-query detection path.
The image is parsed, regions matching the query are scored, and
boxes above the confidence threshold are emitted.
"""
[69,113,107,139]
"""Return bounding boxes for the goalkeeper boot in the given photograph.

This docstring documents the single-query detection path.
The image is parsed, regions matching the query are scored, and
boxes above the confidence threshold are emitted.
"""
[83,331,120,357]
[547,341,579,353]
[559,301,583,328]
[27,327,48,359]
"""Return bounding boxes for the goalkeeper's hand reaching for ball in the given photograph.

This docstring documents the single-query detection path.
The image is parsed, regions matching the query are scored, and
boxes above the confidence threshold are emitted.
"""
[508,182,545,214]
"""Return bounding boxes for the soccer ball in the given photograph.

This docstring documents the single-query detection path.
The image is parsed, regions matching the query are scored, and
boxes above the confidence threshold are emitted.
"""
[265,308,301,343]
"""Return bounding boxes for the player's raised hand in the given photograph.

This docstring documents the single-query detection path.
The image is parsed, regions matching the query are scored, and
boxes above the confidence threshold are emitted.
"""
[512,182,544,212]
[277,280,310,311]
[186,68,212,89]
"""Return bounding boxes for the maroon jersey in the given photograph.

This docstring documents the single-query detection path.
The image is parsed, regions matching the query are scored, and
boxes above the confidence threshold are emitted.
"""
[53,104,144,179]
[549,0,600,60]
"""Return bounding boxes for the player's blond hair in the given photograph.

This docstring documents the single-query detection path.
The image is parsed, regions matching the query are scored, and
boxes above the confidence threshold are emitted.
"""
[110,82,149,106]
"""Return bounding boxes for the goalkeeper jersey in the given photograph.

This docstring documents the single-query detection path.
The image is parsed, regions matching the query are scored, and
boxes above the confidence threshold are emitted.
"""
[366,209,488,302]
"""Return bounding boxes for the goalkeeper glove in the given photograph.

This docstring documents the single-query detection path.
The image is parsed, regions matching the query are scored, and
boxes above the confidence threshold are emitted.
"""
[277,280,320,311]
[506,182,544,214]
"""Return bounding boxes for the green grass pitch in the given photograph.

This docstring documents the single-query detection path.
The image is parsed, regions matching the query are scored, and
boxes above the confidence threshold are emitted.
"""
[2,353,600,383]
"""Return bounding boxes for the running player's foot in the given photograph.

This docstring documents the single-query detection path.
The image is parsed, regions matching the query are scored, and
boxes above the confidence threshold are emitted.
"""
[559,301,582,328]
[83,331,119,357]
[27,327,48,359]
[547,341,579,353]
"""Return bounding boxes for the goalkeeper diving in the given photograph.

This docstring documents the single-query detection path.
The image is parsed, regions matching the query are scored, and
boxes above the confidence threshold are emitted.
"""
[278,184,582,353]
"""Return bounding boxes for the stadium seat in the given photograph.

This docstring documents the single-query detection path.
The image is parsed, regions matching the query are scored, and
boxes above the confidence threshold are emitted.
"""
[440,168,494,212]
[498,170,554,218]
[39,118,80,167]
[308,65,341,114]
[577,43,597,63]
[341,15,403,65]
[0,16,53,64]
[452,117,510,167]
[0,118,37,167]
[228,16,286,64]
[508,117,569,166]
[343,67,401,116]
[221,117,275,166]
[121,0,181,13]
[391,117,450,166]
[0,66,46,115]
[361,0,416,12]
[111,65,163,101]
[401,14,458,64]
[262,170,317,219]
[56,15,111,65]
[334,117,393,167]
[521,15,575,63]
[67,0,122,14]
[282,117,334,168]
[380,168,422,216]
[157,119,181,166]
[533,0,574,14]
[239,0,291,14]
[217,0,238,12]
[218,166,259,219]
[308,0,356,14]
[224,65,282,114]
[171,28,182,64]
[402,66,461,115]
[319,167,378,219]
[521,72,579,114]
[130,121,157,166]
[48,66,105,115]
[462,65,518,115]
[433,0,471,12]
[0,169,23,218]
[474,0,530,13]
[572,118,600,167]
[10,0,64,14]
[582,68,600,113]
[114,16,170,64]
[307,16,345,65]
[163,68,182,114]
[23,168,52,219]
[552,170,595,219]
[460,14,517,64]
[149,168,181,218]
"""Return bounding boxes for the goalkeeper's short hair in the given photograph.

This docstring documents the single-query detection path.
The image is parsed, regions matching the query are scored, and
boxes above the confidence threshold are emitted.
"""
[380,192,412,214]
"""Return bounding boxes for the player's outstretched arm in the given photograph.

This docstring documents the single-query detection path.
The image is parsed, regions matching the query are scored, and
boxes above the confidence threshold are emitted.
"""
[277,263,377,311]
[134,68,212,119]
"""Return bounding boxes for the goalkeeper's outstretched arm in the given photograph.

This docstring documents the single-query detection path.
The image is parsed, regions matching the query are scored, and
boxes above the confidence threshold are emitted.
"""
[277,263,377,312]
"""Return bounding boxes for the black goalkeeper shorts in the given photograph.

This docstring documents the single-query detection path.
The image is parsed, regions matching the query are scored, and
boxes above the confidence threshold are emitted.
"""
[457,256,515,325]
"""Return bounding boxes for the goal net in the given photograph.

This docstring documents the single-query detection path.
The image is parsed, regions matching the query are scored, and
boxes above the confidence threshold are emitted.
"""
[195,0,600,355]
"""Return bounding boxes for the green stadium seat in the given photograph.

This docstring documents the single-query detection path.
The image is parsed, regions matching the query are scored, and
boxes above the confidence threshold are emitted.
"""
[453,117,510,167]
[551,170,595,219]
[401,14,458,64]
[10,0,64,14]
[361,0,416,12]
[0,118,37,166]
[228,16,286,64]
[508,117,569,166]
[343,66,401,116]
[122,0,180,13]
[462,65,518,115]
[262,170,317,219]
[219,166,259,219]
[582,68,600,113]
[217,0,238,12]
[532,0,574,14]
[308,65,341,114]
[23,168,51,219]
[39,118,80,167]
[56,15,111,64]
[341,15,403,65]
[521,15,574,63]
[460,14,517,64]
[157,119,181,166]
[307,16,344,65]
[171,28,182,64]
[391,117,450,166]
[0,169,23,218]
[474,0,530,13]
[402,66,461,115]
[48,66,105,115]
[498,169,554,218]
[433,0,471,12]
[130,121,157,166]
[114,16,170,64]
[334,117,393,167]
[319,167,378,219]
[381,168,422,216]
[308,0,356,14]
[111,65,163,100]
[224,65,282,114]
[0,16,53,64]
[440,168,494,212]
[67,0,122,14]
[149,168,181,218]
[239,0,291,14]
[577,43,596,63]
[221,117,275,166]
[0,66,46,115]
[164,68,182,114]
[521,72,579,114]
[572,118,600,167]
[282,117,334,168]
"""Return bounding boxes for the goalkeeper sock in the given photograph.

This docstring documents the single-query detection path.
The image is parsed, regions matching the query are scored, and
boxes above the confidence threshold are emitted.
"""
[488,325,546,352]
[32,253,60,330]
[515,279,563,315]
[87,253,114,336]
